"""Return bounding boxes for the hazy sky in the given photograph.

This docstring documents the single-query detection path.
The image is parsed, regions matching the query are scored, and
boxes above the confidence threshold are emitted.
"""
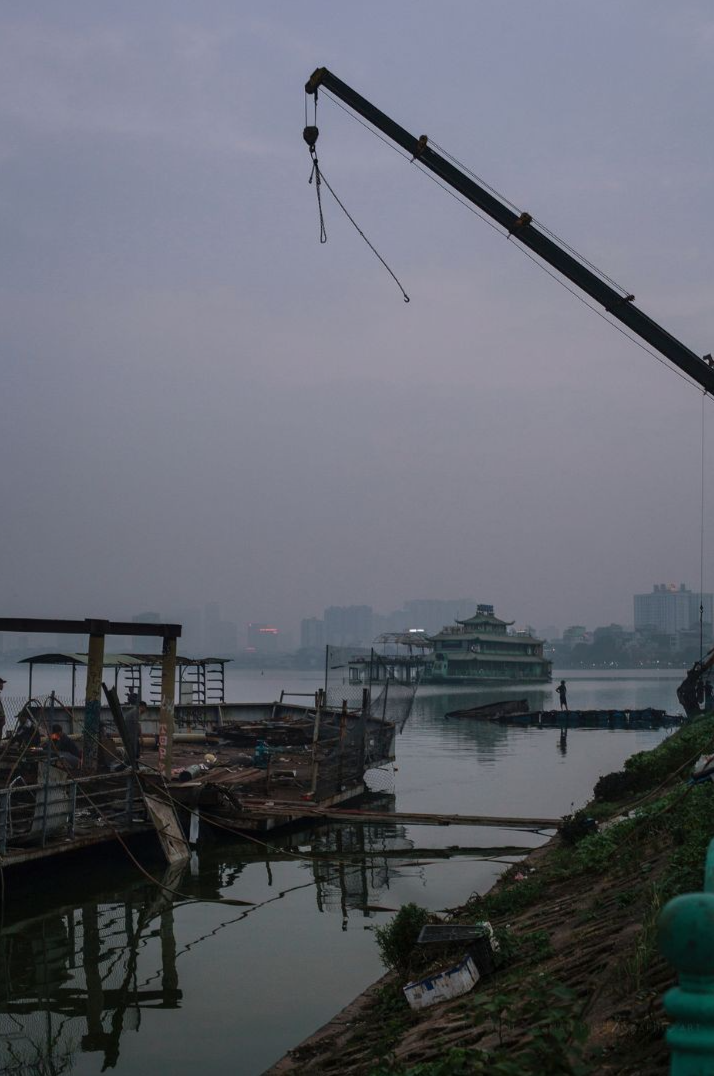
[2,1,713,637]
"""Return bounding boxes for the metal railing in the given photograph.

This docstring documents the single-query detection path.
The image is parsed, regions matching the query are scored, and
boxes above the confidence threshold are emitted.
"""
[0,768,147,854]
[658,836,714,1073]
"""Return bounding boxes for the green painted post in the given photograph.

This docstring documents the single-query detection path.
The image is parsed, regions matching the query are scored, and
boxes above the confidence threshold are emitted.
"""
[657,838,714,1074]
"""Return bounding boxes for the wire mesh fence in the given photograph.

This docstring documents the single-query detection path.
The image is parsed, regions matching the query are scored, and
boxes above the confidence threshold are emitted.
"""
[2,694,77,729]
[363,765,396,794]
[324,646,418,730]
[324,645,370,710]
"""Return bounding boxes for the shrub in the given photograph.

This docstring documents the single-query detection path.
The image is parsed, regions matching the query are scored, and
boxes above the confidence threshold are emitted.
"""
[375,903,432,971]
[559,810,598,844]
[593,716,714,802]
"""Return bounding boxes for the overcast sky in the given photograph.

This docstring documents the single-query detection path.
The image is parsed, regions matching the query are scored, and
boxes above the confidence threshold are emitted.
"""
[1,1,713,638]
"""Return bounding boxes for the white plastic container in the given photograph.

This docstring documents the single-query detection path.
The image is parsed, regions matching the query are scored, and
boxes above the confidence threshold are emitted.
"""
[403,954,480,1011]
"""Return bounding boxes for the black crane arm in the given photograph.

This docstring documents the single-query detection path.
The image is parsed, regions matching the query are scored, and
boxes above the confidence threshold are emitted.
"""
[305,66,714,394]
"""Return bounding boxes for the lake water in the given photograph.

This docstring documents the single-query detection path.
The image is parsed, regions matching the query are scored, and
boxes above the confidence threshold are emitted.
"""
[0,667,684,1075]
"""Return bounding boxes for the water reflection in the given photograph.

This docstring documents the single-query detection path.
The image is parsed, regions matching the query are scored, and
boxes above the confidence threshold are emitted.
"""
[0,864,184,1074]
[1,814,519,1074]
[0,673,682,1075]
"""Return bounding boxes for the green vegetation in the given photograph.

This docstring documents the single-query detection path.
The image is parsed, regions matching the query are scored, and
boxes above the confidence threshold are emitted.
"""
[365,982,419,1062]
[368,977,592,1075]
[460,869,547,920]
[593,714,714,802]
[350,717,714,1075]
[375,903,433,972]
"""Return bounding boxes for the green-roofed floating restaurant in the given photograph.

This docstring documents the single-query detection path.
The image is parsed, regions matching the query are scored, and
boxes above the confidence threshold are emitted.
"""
[423,605,552,685]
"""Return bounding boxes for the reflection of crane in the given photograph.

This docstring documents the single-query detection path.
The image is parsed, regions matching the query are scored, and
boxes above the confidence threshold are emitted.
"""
[304,67,714,394]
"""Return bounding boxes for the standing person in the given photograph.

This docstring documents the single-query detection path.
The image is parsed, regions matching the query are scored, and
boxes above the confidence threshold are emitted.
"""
[123,700,146,764]
[0,677,6,740]
[556,679,568,711]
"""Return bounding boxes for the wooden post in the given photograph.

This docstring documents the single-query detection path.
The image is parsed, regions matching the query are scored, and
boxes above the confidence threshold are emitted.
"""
[658,838,714,1074]
[83,631,106,771]
[310,699,322,795]
[338,700,347,790]
[158,636,177,779]
[361,687,370,775]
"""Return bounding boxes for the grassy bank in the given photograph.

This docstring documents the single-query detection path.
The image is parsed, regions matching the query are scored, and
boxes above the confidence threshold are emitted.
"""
[279,715,714,1075]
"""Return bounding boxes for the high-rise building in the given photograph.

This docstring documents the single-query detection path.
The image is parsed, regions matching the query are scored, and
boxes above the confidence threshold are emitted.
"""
[208,620,238,655]
[246,623,280,655]
[169,608,202,655]
[202,603,239,655]
[300,617,325,650]
[634,584,713,637]
[323,606,373,647]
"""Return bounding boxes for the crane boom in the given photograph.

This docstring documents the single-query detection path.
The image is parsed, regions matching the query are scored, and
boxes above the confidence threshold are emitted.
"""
[305,66,714,394]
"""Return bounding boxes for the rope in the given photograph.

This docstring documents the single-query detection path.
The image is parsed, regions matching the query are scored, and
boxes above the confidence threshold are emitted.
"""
[701,389,707,662]
[76,724,385,868]
[308,148,327,243]
[73,774,256,909]
[307,145,410,303]
[320,89,712,396]
[429,137,632,296]
[512,242,707,394]
[322,92,630,296]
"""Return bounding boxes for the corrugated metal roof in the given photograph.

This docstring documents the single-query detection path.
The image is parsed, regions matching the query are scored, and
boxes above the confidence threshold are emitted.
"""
[18,652,230,667]
[18,652,144,667]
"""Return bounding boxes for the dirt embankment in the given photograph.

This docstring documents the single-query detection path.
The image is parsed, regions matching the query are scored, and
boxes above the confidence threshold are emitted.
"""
[266,716,714,1076]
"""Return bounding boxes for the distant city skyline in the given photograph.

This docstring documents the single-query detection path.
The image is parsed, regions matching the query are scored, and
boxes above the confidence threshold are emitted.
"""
[3,581,711,658]
[1,5,713,653]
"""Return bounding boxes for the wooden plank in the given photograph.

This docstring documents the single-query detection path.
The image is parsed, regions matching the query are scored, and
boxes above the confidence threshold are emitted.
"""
[239,801,558,830]
[102,683,189,863]
[227,845,531,862]
[142,792,190,864]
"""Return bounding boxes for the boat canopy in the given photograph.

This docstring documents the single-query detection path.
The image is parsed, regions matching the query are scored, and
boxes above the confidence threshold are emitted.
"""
[18,653,231,668]
[16,653,231,706]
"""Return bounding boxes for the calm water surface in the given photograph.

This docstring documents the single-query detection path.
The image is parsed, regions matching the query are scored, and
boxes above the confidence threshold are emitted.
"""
[0,667,684,1075]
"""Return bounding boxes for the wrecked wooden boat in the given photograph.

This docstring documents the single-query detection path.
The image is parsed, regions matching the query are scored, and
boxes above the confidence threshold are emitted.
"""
[444,698,529,720]
[0,620,402,877]
[218,718,314,747]
[160,694,396,836]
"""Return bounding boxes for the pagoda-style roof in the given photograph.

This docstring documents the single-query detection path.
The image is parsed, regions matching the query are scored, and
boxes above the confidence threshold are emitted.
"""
[456,612,514,628]
[429,605,544,646]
